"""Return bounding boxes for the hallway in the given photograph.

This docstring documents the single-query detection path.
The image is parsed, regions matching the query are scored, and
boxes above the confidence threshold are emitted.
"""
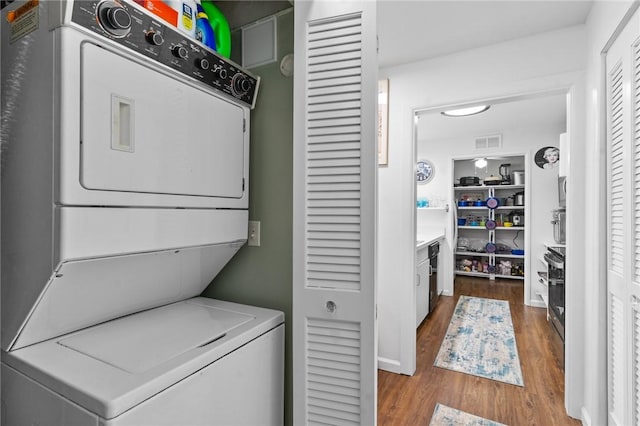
[378,277,579,425]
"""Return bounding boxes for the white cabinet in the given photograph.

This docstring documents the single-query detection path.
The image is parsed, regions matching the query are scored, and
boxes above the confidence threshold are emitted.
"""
[416,245,429,326]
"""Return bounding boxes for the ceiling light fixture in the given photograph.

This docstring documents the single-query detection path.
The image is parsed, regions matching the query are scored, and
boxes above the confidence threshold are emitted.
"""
[441,105,490,117]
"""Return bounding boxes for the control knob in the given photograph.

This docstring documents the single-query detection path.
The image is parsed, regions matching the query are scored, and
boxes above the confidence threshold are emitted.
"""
[172,45,189,60]
[196,58,210,70]
[97,1,131,37]
[232,73,251,97]
[146,31,164,46]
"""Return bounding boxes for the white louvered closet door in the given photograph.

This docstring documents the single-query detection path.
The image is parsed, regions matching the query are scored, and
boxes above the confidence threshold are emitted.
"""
[293,1,377,425]
[605,7,640,426]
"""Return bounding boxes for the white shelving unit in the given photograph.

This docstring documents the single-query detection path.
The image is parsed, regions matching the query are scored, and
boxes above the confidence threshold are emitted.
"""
[453,157,526,282]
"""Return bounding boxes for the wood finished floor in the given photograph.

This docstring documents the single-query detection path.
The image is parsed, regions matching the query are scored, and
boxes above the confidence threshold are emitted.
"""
[377,276,579,426]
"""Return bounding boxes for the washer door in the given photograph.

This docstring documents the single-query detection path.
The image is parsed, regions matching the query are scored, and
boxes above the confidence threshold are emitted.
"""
[80,43,245,199]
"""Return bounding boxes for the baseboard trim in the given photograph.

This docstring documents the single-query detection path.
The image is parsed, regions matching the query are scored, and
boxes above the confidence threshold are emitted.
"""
[378,357,402,374]
[529,299,547,309]
[581,406,591,426]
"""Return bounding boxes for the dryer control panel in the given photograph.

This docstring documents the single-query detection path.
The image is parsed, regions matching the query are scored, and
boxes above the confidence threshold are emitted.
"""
[71,0,259,109]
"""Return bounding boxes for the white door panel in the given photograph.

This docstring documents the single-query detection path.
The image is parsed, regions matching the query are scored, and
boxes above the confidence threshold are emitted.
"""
[605,6,640,425]
[293,1,377,424]
[81,43,245,198]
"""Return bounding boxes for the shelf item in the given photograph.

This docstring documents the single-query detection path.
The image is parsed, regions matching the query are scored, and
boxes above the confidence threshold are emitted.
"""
[495,253,525,259]
[455,251,491,257]
[455,271,525,280]
[495,206,525,210]
[454,184,524,191]
[486,197,499,209]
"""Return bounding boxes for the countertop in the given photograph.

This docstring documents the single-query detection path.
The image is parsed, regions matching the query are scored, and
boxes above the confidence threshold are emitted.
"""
[416,230,445,250]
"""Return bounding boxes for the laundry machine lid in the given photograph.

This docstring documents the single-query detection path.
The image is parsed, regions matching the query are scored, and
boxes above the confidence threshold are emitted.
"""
[3,298,284,419]
[57,300,253,373]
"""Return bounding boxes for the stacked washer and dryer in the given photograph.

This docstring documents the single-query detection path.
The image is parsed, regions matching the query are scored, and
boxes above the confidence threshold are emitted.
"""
[1,1,284,424]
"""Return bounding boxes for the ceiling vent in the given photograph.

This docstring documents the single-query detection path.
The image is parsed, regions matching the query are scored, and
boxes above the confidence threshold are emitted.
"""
[474,134,502,150]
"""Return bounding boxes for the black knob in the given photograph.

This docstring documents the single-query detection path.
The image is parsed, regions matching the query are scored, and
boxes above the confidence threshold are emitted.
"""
[239,77,251,93]
[146,31,164,46]
[106,7,131,30]
[172,45,189,60]
[96,1,132,37]
[218,68,228,79]
[196,58,210,70]
[233,74,251,95]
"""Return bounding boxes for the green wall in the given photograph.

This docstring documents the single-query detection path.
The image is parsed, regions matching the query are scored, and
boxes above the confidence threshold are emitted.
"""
[202,9,294,426]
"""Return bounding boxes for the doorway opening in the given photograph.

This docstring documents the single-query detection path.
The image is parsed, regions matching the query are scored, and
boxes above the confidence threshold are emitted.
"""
[391,90,573,422]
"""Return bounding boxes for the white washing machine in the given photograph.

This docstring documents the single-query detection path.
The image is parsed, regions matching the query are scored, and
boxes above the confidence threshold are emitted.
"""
[1,1,283,424]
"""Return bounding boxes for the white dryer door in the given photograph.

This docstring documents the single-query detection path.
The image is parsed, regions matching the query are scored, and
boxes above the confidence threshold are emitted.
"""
[80,43,245,198]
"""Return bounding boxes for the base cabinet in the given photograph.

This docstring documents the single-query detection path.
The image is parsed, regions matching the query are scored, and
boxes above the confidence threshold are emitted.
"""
[416,246,429,326]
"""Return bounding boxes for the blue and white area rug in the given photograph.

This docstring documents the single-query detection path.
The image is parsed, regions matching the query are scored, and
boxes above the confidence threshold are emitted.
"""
[429,403,506,426]
[434,296,524,386]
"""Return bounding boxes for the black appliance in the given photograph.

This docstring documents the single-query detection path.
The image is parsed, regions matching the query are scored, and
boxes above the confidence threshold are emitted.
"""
[458,176,480,186]
[428,242,439,314]
[499,163,511,185]
[545,246,565,344]
[558,176,567,208]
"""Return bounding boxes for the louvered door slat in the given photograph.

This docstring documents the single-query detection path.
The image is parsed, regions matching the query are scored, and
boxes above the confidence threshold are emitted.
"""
[308,91,361,105]
[308,21,361,39]
[308,125,361,137]
[309,381,361,398]
[309,108,361,121]
[309,65,362,81]
[610,62,626,276]
[611,295,626,422]
[309,84,362,98]
[309,142,362,153]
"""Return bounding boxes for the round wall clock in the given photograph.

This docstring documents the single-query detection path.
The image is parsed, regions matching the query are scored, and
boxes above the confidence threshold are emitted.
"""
[416,160,435,184]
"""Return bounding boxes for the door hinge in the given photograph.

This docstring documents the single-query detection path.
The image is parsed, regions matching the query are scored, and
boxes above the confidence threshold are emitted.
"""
[243,118,246,132]
[242,178,245,191]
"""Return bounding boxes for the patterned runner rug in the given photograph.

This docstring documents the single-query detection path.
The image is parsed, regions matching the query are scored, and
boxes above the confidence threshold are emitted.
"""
[429,403,506,426]
[434,295,524,386]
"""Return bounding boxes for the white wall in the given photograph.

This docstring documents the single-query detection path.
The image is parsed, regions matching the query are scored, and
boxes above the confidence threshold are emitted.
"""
[377,24,587,417]
[417,119,563,306]
[582,2,634,425]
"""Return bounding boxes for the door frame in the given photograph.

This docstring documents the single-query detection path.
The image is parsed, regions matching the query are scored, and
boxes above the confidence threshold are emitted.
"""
[409,86,582,416]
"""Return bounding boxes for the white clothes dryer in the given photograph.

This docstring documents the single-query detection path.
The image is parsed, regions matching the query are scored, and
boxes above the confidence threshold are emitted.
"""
[1,1,282,424]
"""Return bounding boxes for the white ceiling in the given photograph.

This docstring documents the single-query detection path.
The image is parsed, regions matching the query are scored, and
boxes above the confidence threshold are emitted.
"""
[377,1,593,68]
[417,93,567,142]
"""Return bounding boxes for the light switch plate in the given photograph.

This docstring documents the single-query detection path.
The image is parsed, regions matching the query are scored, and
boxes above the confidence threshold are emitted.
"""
[248,220,261,247]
